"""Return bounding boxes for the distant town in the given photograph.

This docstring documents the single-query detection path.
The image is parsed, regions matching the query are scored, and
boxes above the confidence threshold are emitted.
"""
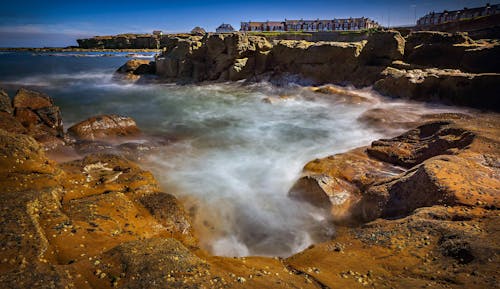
[180,3,500,34]
[72,2,500,50]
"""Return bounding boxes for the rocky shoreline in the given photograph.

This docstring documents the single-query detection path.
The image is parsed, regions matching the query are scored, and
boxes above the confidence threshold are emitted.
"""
[0,47,161,53]
[0,81,498,288]
[116,30,500,111]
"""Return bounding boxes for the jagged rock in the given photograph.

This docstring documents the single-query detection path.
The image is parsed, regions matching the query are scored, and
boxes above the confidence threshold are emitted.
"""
[359,152,500,221]
[13,88,54,110]
[367,121,475,168]
[67,114,140,141]
[405,31,472,54]
[359,30,405,65]
[114,59,156,82]
[290,115,499,226]
[0,88,12,114]
[116,59,155,75]
[404,31,500,73]
[9,88,64,148]
[289,147,403,224]
[373,67,500,110]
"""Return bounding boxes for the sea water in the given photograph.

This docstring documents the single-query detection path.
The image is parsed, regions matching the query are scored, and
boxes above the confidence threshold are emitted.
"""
[0,51,459,257]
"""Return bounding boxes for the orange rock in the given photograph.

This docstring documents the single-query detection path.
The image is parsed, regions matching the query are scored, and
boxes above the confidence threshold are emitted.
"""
[13,88,54,110]
[67,114,140,141]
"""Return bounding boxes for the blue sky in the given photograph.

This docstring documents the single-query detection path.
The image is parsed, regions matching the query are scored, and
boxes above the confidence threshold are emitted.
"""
[0,0,495,47]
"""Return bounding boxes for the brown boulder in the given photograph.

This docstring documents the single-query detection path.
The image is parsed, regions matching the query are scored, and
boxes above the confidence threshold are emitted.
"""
[13,88,53,110]
[116,59,154,75]
[367,121,475,168]
[289,147,403,224]
[11,88,64,141]
[0,112,27,134]
[67,114,140,141]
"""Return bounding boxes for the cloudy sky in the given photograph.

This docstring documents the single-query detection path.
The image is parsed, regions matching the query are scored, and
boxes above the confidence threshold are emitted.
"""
[0,0,495,47]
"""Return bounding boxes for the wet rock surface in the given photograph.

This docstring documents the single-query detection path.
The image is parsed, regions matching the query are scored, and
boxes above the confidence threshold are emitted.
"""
[114,59,156,82]
[287,112,499,288]
[68,114,141,141]
[1,81,498,289]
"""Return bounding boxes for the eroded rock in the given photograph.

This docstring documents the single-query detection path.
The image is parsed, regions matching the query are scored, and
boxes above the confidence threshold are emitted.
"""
[67,114,140,141]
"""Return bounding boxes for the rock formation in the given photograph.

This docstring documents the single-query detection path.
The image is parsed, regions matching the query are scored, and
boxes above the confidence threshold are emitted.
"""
[1,73,499,289]
[289,115,499,223]
[142,30,500,110]
[114,59,156,82]
[0,88,65,149]
[68,114,141,141]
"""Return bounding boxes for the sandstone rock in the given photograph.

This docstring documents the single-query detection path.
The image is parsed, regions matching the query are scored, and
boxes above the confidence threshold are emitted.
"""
[357,107,421,132]
[405,31,472,54]
[116,59,155,75]
[67,114,140,141]
[139,193,197,247]
[289,147,403,224]
[115,59,156,82]
[13,88,53,110]
[358,153,500,221]
[359,30,405,65]
[12,88,64,142]
[0,129,57,176]
[367,121,475,168]
[0,88,12,114]
[0,112,27,134]
[404,32,500,73]
[373,67,500,110]
[311,85,374,104]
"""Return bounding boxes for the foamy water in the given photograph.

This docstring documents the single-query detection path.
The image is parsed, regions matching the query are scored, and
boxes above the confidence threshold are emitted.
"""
[0,52,462,257]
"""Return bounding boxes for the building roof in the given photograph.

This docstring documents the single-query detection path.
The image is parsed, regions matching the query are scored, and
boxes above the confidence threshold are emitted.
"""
[217,23,234,30]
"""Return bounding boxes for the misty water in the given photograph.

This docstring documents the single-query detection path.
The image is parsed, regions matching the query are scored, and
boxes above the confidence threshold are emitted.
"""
[0,51,458,257]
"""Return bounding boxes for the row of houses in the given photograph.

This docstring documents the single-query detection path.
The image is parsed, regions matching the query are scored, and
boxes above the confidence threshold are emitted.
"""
[239,17,379,32]
[417,3,499,26]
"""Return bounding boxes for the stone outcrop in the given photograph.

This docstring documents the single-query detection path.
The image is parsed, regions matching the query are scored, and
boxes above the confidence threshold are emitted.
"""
[114,59,156,82]
[0,88,65,149]
[404,31,500,73]
[67,114,141,141]
[289,115,499,224]
[373,67,500,109]
[139,30,500,110]
[154,31,406,86]
[77,34,162,49]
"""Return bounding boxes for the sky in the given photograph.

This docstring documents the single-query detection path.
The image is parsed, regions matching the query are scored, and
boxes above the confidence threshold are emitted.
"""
[0,0,496,47]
